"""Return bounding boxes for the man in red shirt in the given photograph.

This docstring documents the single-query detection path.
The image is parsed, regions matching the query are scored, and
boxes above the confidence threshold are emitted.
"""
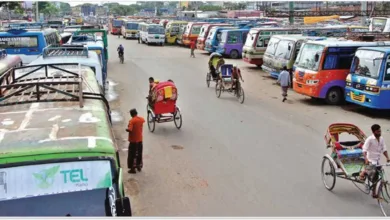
[190,40,196,58]
[231,64,244,90]
[126,109,145,174]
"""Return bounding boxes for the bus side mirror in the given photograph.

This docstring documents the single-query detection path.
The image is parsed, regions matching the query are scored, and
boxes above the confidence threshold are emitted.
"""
[314,54,319,62]
[288,45,291,51]
[115,197,132,216]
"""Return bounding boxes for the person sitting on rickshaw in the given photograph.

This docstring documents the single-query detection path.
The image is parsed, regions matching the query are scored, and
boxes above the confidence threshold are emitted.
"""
[208,56,225,79]
[231,64,244,91]
[148,78,159,108]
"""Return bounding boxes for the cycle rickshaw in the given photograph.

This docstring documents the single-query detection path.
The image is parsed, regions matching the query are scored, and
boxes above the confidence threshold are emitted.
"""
[146,81,182,132]
[215,64,245,104]
[321,123,390,216]
[206,52,223,88]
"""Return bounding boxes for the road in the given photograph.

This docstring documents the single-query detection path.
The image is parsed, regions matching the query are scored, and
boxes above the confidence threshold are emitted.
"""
[107,35,390,216]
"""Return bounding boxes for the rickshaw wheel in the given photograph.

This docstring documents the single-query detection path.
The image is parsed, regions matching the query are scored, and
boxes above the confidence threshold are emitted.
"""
[377,181,390,216]
[321,157,336,191]
[174,108,182,129]
[147,111,155,132]
[215,81,222,98]
[206,72,211,88]
[237,86,245,104]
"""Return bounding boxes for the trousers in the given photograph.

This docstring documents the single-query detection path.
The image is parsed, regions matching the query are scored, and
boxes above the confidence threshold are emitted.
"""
[127,142,143,169]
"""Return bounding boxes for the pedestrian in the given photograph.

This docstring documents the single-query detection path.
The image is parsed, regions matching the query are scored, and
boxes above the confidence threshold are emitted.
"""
[138,34,140,44]
[190,40,196,58]
[126,109,145,174]
[277,66,291,102]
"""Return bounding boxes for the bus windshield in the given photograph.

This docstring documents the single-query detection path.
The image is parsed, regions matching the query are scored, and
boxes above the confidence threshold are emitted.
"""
[353,50,384,79]
[0,36,38,48]
[244,31,257,47]
[372,18,387,32]
[148,27,164,34]
[126,23,138,30]
[295,43,324,71]
[191,26,202,35]
[274,40,294,60]
[113,20,122,27]
[220,32,228,43]
[265,37,280,55]
[207,29,215,40]
[198,26,208,38]
[0,189,113,216]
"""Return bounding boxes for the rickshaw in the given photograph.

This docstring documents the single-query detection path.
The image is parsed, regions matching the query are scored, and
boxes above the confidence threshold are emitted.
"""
[215,64,245,104]
[146,81,182,132]
[322,123,390,216]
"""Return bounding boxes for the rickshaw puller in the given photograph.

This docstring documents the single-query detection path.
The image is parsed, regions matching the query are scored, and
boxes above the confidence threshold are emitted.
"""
[231,65,244,91]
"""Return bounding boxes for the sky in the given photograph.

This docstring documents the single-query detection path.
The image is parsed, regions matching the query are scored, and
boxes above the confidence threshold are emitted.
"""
[68,1,137,6]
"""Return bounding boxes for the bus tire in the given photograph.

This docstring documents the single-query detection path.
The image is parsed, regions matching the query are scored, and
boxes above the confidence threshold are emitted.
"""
[230,50,239,59]
[325,87,343,105]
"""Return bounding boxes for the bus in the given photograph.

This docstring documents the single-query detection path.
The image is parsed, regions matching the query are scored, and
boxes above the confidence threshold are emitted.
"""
[262,35,328,79]
[216,29,249,59]
[182,22,208,46]
[176,25,187,45]
[369,17,390,32]
[110,19,124,35]
[345,46,390,109]
[293,40,390,105]
[29,46,106,93]
[47,20,64,32]
[196,23,231,50]
[204,26,237,53]
[0,28,61,64]
[302,25,369,37]
[0,63,131,216]
[121,22,139,39]
[242,27,301,67]
[139,24,165,46]
[165,21,188,44]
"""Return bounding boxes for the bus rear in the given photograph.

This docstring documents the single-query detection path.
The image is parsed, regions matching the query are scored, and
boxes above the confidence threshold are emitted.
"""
[293,41,386,105]
[111,19,122,35]
[0,29,45,64]
[345,47,390,109]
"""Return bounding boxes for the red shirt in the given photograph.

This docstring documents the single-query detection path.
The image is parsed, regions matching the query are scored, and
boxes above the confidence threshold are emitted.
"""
[128,116,145,143]
[190,41,195,49]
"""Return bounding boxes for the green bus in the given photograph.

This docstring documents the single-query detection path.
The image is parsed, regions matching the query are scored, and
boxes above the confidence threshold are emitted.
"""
[0,63,131,216]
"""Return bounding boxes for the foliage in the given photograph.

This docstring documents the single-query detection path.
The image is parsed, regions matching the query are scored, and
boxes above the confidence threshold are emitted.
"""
[0,2,22,11]
[59,2,71,14]
[223,2,247,10]
[199,5,223,11]
[41,3,60,19]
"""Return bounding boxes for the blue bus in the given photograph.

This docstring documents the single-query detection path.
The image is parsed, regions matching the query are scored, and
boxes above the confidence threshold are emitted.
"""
[204,25,252,53]
[0,28,60,64]
[345,46,390,109]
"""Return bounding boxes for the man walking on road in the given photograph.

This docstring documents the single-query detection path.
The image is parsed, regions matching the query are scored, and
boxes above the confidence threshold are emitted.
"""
[190,40,196,58]
[126,109,145,174]
[277,66,291,102]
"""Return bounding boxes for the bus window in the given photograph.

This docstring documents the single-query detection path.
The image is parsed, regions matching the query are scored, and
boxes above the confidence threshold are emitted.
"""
[0,36,38,49]
[323,49,355,70]
[384,62,390,81]
[242,32,248,44]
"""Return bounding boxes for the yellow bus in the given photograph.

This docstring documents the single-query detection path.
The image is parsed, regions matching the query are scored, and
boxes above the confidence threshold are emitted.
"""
[165,21,188,44]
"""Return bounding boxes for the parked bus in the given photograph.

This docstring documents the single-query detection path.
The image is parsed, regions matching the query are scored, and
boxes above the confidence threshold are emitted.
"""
[204,26,237,53]
[369,17,390,32]
[29,46,106,93]
[47,20,64,32]
[0,28,61,64]
[345,46,390,109]
[182,22,208,46]
[216,29,249,59]
[262,35,327,78]
[293,40,389,105]
[121,22,139,39]
[242,27,301,67]
[110,19,124,35]
[165,21,187,44]
[196,23,231,50]
[0,63,131,216]
[176,25,187,45]
[139,23,165,46]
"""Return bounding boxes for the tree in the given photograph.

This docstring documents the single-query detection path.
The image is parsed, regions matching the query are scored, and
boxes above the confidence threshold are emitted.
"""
[59,2,71,14]
[0,2,24,20]
[41,3,59,19]
[199,5,223,11]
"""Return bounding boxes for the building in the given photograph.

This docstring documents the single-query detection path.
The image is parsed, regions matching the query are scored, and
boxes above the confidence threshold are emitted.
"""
[270,2,323,11]
[71,5,82,16]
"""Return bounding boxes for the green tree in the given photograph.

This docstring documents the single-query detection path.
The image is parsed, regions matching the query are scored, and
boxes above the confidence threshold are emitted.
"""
[199,5,223,11]
[59,2,71,14]
[41,3,60,19]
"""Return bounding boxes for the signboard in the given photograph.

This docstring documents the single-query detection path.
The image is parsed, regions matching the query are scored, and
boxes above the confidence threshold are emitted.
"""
[0,37,38,48]
[0,160,112,201]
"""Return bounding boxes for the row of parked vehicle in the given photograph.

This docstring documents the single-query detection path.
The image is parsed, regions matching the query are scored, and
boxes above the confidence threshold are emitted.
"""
[0,23,132,216]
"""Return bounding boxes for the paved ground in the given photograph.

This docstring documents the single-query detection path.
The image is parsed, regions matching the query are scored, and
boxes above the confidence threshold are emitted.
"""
[107,34,390,216]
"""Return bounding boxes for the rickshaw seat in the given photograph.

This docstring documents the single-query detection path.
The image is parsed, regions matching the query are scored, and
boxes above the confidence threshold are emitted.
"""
[220,64,233,78]
[336,148,363,158]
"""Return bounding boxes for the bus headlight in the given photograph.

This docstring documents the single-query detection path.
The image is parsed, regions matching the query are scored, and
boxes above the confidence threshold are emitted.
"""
[306,80,319,85]
[346,82,352,87]
[365,86,380,93]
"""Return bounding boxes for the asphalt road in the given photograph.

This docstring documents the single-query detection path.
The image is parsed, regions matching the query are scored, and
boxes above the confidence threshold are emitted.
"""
[107,34,390,216]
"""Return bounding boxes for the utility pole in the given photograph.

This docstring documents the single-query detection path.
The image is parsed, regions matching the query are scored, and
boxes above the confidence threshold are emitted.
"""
[289,2,294,25]
[361,1,367,26]
[35,1,39,22]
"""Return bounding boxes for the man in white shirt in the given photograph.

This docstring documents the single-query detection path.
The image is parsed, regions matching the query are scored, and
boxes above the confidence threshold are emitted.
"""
[360,124,390,197]
[277,66,291,102]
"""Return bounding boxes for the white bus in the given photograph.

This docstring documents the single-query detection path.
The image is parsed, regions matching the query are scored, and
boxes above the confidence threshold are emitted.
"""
[139,23,165,46]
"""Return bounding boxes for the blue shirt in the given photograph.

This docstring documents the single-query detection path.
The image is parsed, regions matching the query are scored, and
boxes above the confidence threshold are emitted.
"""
[277,70,290,87]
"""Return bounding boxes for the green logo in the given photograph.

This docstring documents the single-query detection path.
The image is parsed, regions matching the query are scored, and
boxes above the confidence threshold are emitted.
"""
[33,165,60,189]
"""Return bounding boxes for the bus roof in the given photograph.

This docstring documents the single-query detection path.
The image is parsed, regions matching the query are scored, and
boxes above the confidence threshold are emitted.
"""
[270,34,328,41]
[304,40,390,47]
[0,64,115,162]
[249,27,299,33]
[356,46,390,53]
[220,29,249,33]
